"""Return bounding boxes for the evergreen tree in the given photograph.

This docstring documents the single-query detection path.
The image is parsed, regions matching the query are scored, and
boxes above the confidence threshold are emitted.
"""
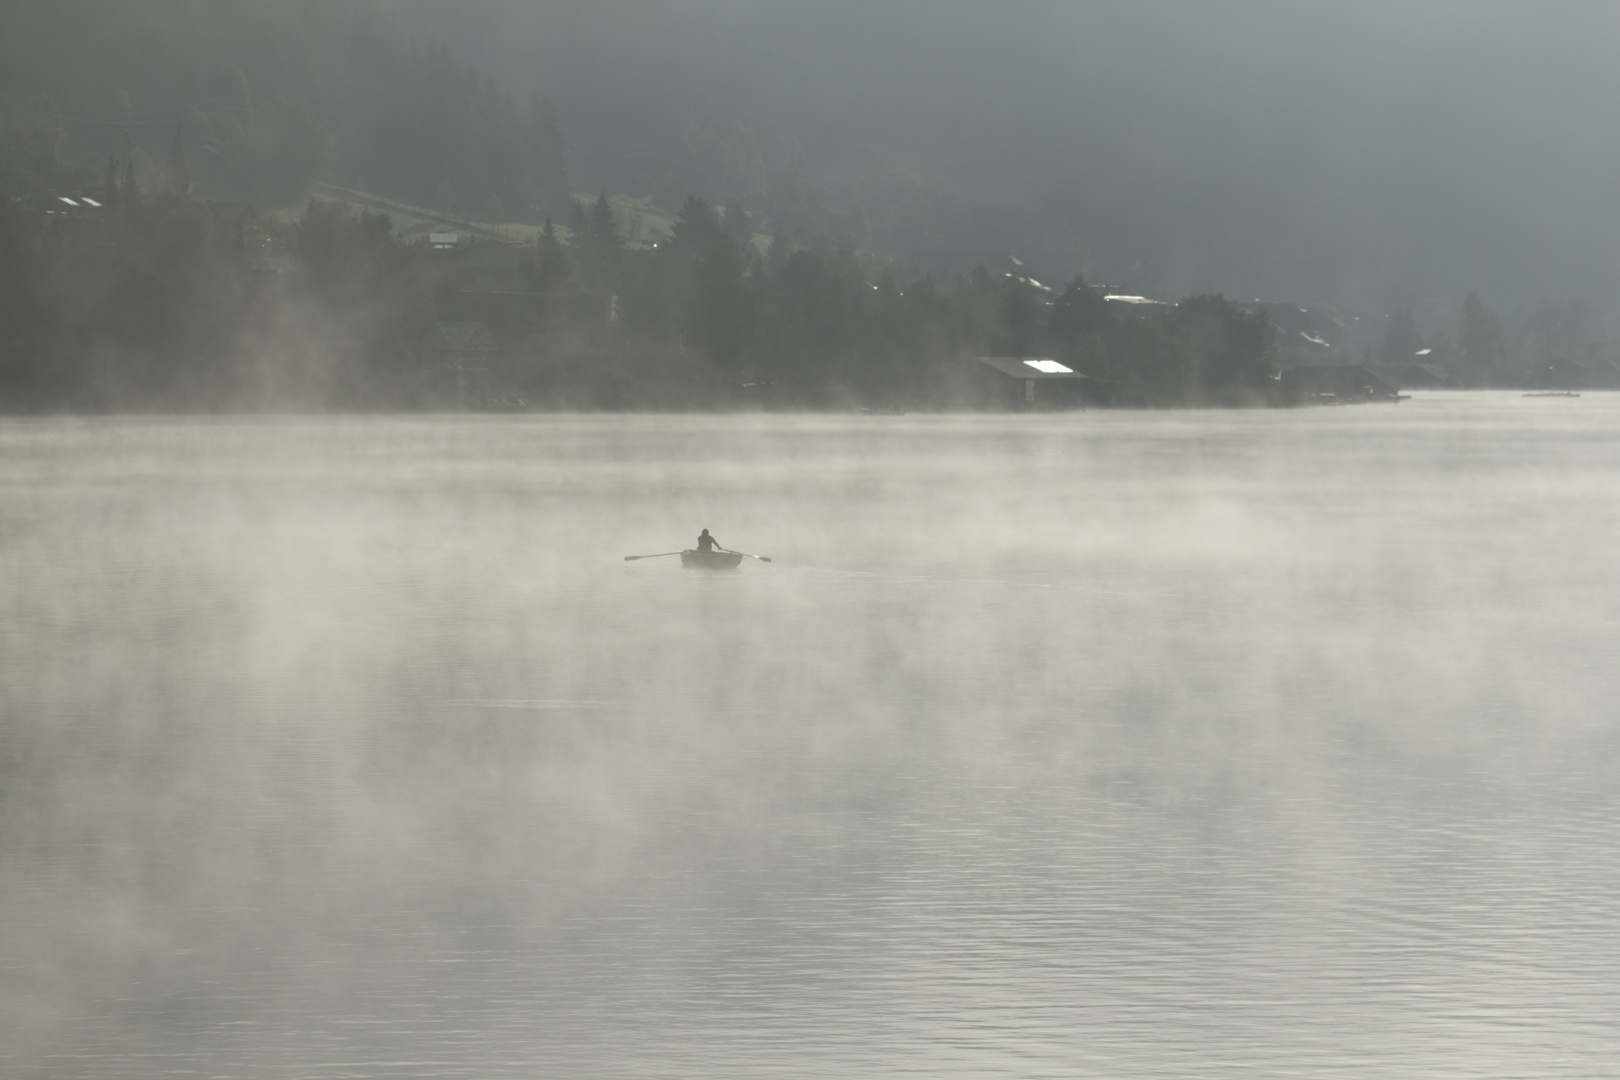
[957,266,1005,355]
[590,190,619,250]
[1115,316,1182,403]
[168,124,188,195]
[1165,294,1276,399]
[120,153,138,217]
[765,225,793,275]
[1047,277,1112,380]
[1049,276,1112,342]
[568,194,623,290]
[103,154,119,212]
[721,203,751,243]
[1459,292,1506,385]
[861,266,910,396]
[526,215,574,291]
[689,226,752,372]
[667,195,719,249]
[1381,309,1423,362]
[766,244,869,391]
[1003,274,1045,357]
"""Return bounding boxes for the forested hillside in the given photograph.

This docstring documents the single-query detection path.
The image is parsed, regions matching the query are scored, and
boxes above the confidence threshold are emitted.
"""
[0,165,1284,411]
[0,2,568,218]
[6,1,1613,413]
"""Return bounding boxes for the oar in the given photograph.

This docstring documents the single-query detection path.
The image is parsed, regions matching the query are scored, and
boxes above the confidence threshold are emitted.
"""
[720,548,772,563]
[623,551,684,561]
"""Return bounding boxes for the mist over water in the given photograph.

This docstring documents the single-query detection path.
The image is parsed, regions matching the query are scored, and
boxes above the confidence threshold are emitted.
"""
[3,398,1618,1077]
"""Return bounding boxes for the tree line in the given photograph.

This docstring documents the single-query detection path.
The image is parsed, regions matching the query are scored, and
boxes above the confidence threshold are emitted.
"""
[1376,296,1619,390]
[525,192,1280,408]
[0,165,1284,410]
[7,85,1589,414]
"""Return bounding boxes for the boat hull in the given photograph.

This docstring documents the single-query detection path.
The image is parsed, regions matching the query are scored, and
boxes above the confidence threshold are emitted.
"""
[681,549,743,570]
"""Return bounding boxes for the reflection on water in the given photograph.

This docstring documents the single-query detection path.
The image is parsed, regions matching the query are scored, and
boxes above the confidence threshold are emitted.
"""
[2,395,1618,1077]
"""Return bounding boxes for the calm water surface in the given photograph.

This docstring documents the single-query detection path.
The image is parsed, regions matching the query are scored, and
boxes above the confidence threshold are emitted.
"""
[2,394,1617,1077]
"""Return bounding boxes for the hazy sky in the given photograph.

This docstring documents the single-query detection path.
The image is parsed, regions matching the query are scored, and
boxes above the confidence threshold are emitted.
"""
[391,1,1620,319]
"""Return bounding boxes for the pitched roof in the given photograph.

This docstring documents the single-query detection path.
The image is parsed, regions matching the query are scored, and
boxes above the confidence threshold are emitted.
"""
[974,356,1087,379]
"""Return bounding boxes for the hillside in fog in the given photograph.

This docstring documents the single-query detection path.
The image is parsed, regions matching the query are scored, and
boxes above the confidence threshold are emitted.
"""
[13,1,1620,311]
[0,3,569,219]
[385,1,1620,317]
[4,1,1620,411]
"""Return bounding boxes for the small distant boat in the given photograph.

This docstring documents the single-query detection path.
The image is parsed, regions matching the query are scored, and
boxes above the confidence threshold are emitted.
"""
[1523,391,1581,398]
[680,549,743,570]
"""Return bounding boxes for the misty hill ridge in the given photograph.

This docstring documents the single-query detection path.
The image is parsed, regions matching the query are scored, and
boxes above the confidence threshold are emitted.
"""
[5,1,1620,411]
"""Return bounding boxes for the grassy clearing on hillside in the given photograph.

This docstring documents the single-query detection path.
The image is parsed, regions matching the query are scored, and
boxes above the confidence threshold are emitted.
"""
[273,184,695,249]
[273,185,774,254]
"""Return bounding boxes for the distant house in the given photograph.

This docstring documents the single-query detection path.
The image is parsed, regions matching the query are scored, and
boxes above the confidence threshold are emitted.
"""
[970,356,1089,409]
[431,237,529,292]
[1260,302,1346,344]
[1103,293,1170,319]
[38,190,105,232]
[431,238,615,343]
[1280,364,1401,401]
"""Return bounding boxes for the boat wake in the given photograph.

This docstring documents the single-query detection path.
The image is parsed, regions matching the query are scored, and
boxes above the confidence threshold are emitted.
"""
[774,562,1179,599]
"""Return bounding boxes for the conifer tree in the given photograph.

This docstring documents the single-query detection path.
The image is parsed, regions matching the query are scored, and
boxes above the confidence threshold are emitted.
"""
[1381,309,1423,362]
[528,215,573,291]
[168,125,188,195]
[103,154,119,211]
[120,153,138,216]
[1459,292,1506,385]
[1049,276,1112,342]
[721,203,751,243]
[590,189,619,249]
[668,195,719,249]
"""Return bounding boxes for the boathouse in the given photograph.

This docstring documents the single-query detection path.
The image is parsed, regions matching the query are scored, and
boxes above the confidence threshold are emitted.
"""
[970,356,1089,409]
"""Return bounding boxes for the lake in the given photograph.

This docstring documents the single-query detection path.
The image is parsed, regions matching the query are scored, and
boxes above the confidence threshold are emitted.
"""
[2,394,1617,1077]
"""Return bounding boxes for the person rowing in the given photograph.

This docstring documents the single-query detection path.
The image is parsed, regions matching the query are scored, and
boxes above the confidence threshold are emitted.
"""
[622,533,767,563]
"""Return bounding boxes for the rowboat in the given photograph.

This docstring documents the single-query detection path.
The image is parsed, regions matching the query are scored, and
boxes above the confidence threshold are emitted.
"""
[681,549,743,570]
